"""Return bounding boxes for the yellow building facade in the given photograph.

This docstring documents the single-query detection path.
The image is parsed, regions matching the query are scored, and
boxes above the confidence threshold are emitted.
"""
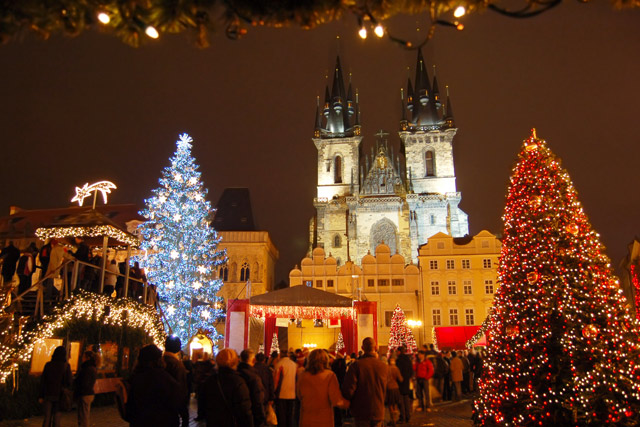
[418,230,501,344]
[289,230,500,350]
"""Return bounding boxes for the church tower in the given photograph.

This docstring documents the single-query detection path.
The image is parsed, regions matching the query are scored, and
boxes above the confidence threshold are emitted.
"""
[309,50,468,266]
[314,56,362,201]
[400,50,469,257]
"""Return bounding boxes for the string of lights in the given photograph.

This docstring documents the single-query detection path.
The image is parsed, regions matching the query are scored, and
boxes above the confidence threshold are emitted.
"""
[0,0,635,48]
[0,290,165,383]
[249,304,354,320]
[472,130,640,425]
[35,224,139,247]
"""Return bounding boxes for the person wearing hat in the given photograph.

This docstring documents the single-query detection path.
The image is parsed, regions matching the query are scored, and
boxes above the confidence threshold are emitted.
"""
[204,348,254,426]
[126,344,182,426]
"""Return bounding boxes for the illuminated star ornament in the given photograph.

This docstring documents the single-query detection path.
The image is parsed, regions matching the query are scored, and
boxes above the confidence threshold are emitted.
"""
[71,181,117,207]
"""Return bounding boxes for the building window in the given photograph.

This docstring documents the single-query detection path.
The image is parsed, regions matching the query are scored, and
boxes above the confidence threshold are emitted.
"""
[333,234,342,248]
[483,258,492,269]
[316,280,323,288]
[240,262,250,282]
[305,280,312,287]
[448,281,457,295]
[327,279,334,287]
[449,309,459,326]
[465,308,475,325]
[219,266,229,281]
[314,319,324,327]
[485,280,494,294]
[392,278,404,287]
[429,260,438,270]
[462,259,470,269]
[334,156,343,183]
[432,309,442,326]
[463,280,472,295]
[368,279,375,287]
[425,151,435,177]
[446,259,455,269]
[430,214,436,225]
[378,279,389,286]
[431,281,440,296]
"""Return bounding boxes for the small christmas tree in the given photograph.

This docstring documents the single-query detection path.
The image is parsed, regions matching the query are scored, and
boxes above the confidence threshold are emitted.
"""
[473,130,640,425]
[269,332,279,355]
[387,304,417,356]
[138,133,227,346]
[336,331,345,353]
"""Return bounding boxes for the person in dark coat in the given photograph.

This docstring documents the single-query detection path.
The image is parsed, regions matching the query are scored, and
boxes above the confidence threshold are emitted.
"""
[331,352,348,426]
[341,337,388,426]
[16,248,35,294]
[395,346,414,423]
[126,344,181,427]
[74,350,97,427]
[203,348,254,427]
[238,349,266,427]
[38,240,52,278]
[194,352,215,421]
[39,346,72,427]
[163,336,189,427]
[253,352,274,406]
[0,240,20,284]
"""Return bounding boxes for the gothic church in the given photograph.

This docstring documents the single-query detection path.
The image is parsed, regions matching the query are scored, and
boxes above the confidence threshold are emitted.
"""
[310,51,469,265]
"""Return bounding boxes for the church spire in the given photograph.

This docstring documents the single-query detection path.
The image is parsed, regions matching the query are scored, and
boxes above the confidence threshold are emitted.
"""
[444,85,455,127]
[315,55,360,138]
[401,50,453,132]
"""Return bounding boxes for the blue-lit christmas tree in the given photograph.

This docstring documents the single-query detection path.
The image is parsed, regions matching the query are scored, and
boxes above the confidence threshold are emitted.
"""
[138,133,226,347]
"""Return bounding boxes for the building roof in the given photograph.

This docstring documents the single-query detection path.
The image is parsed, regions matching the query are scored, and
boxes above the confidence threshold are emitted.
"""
[213,188,256,231]
[0,204,143,242]
[250,285,352,307]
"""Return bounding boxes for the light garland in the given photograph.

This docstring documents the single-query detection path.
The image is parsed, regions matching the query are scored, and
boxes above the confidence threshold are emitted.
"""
[36,225,139,247]
[631,264,640,321]
[472,129,640,425]
[0,290,165,383]
[249,305,354,320]
[466,312,491,348]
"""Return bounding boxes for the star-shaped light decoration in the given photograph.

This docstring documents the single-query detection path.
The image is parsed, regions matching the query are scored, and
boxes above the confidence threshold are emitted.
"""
[71,181,117,207]
[197,265,207,274]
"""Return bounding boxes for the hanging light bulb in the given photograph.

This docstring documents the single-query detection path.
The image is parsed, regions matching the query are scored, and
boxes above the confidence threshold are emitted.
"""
[454,6,466,18]
[456,22,464,31]
[97,12,111,24]
[374,24,384,38]
[145,25,159,39]
[358,26,367,39]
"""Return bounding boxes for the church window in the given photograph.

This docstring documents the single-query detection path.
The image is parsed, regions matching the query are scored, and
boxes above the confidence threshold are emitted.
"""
[425,151,435,177]
[446,259,455,269]
[370,219,397,255]
[462,259,470,269]
[336,258,341,266]
[483,258,492,269]
[368,279,375,287]
[429,260,438,270]
[432,309,442,326]
[240,262,250,282]
[334,156,343,183]
[430,215,436,226]
[465,308,475,325]
[449,309,459,326]
[327,279,334,287]
[392,278,404,287]
[333,234,342,248]
[219,266,229,281]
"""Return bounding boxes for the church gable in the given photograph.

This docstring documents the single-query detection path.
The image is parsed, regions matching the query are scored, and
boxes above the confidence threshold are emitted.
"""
[361,144,405,196]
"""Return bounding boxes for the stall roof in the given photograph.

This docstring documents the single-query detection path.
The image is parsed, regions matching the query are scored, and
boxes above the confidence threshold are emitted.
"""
[250,285,352,307]
[434,326,486,350]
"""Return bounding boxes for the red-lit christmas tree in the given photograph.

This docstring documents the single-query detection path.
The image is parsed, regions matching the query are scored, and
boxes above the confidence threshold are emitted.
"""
[269,332,279,355]
[387,304,417,356]
[473,130,640,426]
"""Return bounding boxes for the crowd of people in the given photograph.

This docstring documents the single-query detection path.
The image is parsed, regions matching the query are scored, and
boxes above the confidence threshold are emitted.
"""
[103,337,485,427]
[0,239,153,307]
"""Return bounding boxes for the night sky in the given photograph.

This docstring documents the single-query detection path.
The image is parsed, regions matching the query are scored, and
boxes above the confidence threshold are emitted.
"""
[0,2,638,283]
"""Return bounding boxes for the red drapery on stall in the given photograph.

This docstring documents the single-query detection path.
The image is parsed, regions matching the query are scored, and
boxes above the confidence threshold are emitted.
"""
[264,317,277,355]
[340,317,355,355]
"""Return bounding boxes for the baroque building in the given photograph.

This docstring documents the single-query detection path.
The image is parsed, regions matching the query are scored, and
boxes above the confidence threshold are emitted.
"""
[310,51,469,266]
[213,188,279,304]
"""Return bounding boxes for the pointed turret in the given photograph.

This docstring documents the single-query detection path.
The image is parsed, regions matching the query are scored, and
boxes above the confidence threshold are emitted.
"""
[444,86,455,127]
[314,96,322,137]
[316,55,360,138]
[432,66,441,109]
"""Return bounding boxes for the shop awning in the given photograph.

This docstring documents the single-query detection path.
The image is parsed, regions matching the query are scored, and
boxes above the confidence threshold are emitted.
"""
[434,326,486,350]
[249,285,354,319]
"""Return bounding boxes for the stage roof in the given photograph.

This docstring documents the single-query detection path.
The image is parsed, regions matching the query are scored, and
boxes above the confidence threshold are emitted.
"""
[250,285,352,307]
